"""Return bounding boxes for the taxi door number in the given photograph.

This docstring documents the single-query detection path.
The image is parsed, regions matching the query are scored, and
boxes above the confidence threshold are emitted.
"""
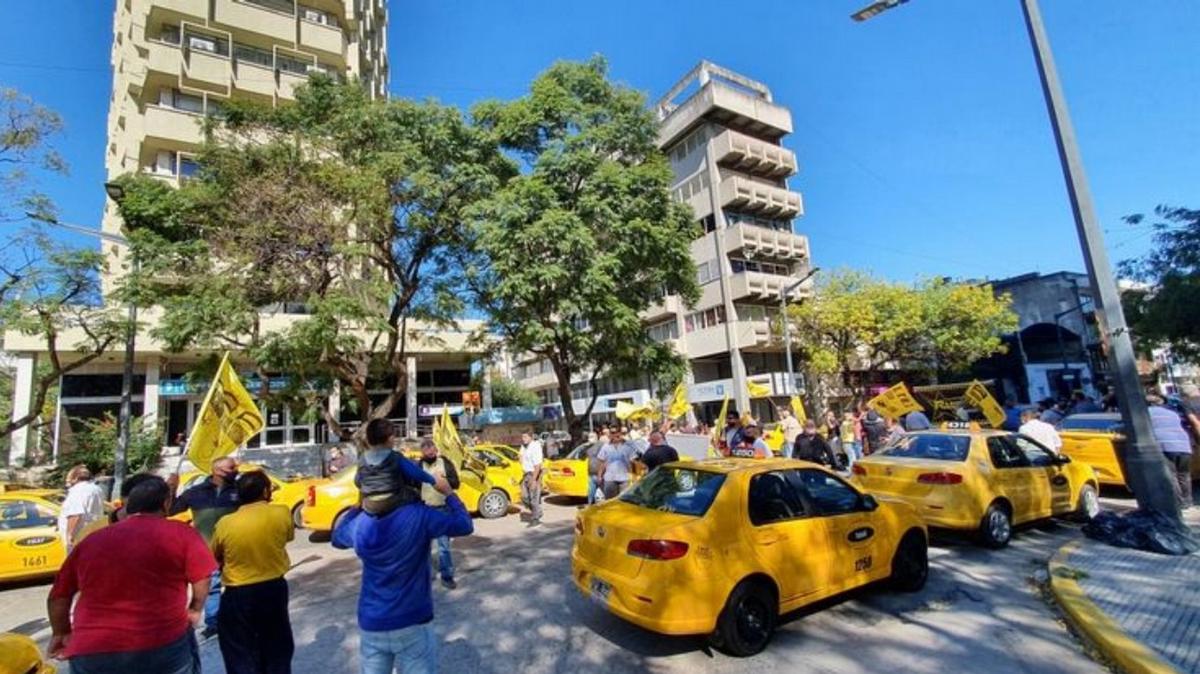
[23,555,48,568]
[854,555,873,572]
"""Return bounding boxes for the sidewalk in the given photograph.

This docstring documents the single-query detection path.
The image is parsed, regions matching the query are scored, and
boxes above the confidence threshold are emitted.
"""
[1050,508,1200,674]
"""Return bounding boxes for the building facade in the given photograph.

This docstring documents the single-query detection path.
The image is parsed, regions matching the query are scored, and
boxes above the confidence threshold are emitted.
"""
[5,1,489,466]
[512,62,815,426]
[973,271,1106,404]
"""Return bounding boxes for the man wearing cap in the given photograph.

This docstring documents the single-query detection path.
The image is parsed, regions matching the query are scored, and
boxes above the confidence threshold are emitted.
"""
[730,422,770,459]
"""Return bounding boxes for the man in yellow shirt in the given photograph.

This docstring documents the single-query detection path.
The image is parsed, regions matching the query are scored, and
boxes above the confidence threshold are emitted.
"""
[211,470,294,673]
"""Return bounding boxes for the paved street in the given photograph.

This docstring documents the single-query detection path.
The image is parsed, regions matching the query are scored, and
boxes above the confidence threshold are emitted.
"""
[1,493,1139,674]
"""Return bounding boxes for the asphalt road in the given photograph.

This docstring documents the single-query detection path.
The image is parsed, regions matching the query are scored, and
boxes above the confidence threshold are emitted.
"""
[1,493,1131,673]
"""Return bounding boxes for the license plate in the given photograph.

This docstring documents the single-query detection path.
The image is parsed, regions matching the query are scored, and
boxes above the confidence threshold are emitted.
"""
[590,577,612,605]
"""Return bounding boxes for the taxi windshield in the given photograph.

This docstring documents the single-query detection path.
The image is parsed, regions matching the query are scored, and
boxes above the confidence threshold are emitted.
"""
[619,467,725,517]
[877,433,971,461]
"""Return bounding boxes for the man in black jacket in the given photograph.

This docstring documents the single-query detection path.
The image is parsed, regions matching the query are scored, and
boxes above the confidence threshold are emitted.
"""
[861,409,888,456]
[792,420,838,468]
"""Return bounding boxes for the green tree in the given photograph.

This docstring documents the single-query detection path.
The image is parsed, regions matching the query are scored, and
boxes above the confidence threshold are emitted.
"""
[784,270,1016,394]
[467,57,699,442]
[489,373,541,409]
[0,90,122,457]
[111,77,513,440]
[1118,206,1200,361]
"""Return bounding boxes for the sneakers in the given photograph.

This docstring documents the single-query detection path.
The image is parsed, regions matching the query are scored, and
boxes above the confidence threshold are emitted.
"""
[200,626,218,640]
[441,577,457,590]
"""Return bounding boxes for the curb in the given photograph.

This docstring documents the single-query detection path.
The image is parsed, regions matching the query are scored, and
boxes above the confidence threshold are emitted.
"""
[1048,540,1182,674]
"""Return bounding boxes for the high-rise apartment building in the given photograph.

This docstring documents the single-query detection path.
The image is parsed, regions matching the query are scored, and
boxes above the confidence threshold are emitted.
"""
[7,2,484,465]
[512,61,814,424]
[102,0,388,270]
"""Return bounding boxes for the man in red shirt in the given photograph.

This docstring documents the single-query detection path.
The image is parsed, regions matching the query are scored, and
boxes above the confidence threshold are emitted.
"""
[47,475,216,674]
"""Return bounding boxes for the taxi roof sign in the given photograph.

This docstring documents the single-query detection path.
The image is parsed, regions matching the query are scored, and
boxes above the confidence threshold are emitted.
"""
[939,421,982,431]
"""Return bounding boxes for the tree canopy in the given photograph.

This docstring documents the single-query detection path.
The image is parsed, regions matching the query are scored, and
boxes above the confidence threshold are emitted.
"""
[112,76,514,440]
[466,56,699,441]
[1118,205,1200,362]
[784,270,1017,393]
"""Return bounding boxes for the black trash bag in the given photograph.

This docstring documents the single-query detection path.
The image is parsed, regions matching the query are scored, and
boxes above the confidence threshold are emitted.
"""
[1082,509,1200,556]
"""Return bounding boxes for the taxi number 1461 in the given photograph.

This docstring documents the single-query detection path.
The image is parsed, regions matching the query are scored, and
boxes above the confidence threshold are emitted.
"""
[23,555,48,568]
[854,555,872,572]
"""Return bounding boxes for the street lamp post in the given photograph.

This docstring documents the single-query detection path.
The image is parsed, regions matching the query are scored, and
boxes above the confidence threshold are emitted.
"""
[851,0,1182,522]
[30,185,138,499]
[781,267,821,397]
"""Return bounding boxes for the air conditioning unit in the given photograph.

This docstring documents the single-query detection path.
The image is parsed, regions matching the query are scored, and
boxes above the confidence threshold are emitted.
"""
[189,36,215,52]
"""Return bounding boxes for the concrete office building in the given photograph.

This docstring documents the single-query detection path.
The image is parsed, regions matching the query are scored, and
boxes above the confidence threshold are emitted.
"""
[512,62,815,425]
[5,1,486,466]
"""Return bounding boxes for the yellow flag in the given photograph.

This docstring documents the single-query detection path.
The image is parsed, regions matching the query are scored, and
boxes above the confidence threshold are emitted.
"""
[747,380,772,398]
[964,380,1007,429]
[867,382,923,420]
[436,405,467,470]
[187,353,263,469]
[710,393,730,454]
[615,400,660,422]
[789,395,808,424]
[667,383,690,420]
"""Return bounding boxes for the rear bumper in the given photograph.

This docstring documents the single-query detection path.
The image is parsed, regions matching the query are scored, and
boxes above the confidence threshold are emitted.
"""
[570,548,717,636]
[544,474,588,498]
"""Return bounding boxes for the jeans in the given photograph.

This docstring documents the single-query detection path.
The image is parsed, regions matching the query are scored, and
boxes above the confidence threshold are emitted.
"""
[205,570,222,630]
[434,535,454,581]
[521,473,542,521]
[602,480,627,500]
[586,475,600,505]
[359,622,437,674]
[1165,453,1193,508]
[843,441,860,472]
[70,630,199,674]
[217,577,294,674]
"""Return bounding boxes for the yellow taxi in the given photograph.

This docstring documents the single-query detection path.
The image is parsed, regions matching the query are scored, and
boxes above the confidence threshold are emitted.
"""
[174,464,327,528]
[469,446,525,500]
[303,459,510,533]
[851,425,1100,548]
[0,492,66,583]
[572,458,928,656]
[544,441,595,498]
[1058,414,1128,487]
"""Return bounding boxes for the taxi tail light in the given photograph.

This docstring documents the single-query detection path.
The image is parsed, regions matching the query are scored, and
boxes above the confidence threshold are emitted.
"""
[306,486,316,507]
[851,464,867,476]
[917,472,963,485]
[627,539,689,560]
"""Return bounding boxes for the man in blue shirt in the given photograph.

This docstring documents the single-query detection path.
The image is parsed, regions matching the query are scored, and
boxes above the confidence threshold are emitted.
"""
[1147,394,1193,510]
[333,475,473,674]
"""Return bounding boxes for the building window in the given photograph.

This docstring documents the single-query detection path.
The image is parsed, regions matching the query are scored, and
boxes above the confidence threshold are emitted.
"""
[277,54,313,76]
[725,211,792,232]
[159,88,204,114]
[684,306,727,333]
[234,43,274,69]
[244,0,297,14]
[159,25,181,45]
[646,320,679,343]
[729,257,791,276]
[149,150,198,180]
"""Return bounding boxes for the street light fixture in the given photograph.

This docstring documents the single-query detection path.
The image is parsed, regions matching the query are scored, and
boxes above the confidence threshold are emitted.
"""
[103,181,125,202]
[781,266,821,398]
[26,204,137,500]
[850,0,1183,525]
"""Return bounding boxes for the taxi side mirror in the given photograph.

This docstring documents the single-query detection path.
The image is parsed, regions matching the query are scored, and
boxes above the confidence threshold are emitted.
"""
[1055,454,1072,465]
[859,494,879,512]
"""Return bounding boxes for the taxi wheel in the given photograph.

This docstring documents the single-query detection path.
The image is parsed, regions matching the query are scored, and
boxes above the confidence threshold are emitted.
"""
[292,504,305,530]
[479,489,510,519]
[712,580,777,657]
[979,502,1013,549]
[1074,484,1101,522]
[888,530,928,592]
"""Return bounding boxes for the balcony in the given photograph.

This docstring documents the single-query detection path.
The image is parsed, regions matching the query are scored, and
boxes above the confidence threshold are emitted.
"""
[641,295,682,322]
[143,39,184,79]
[718,175,803,218]
[214,0,297,43]
[154,0,208,17]
[724,223,810,262]
[183,50,232,92]
[277,70,310,100]
[711,129,797,179]
[728,270,797,301]
[682,320,776,358]
[234,61,278,97]
[142,105,205,146]
[300,18,346,56]
[658,80,793,149]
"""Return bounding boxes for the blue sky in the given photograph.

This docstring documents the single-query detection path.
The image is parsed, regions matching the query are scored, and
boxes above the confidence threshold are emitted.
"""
[2,1,1197,281]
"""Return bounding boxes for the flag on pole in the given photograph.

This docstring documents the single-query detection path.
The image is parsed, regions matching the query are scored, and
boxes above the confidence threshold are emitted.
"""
[866,382,923,420]
[747,380,772,398]
[789,395,808,424]
[436,405,467,470]
[964,380,1007,428]
[710,393,730,457]
[667,383,690,420]
[615,400,660,422]
[187,352,263,470]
